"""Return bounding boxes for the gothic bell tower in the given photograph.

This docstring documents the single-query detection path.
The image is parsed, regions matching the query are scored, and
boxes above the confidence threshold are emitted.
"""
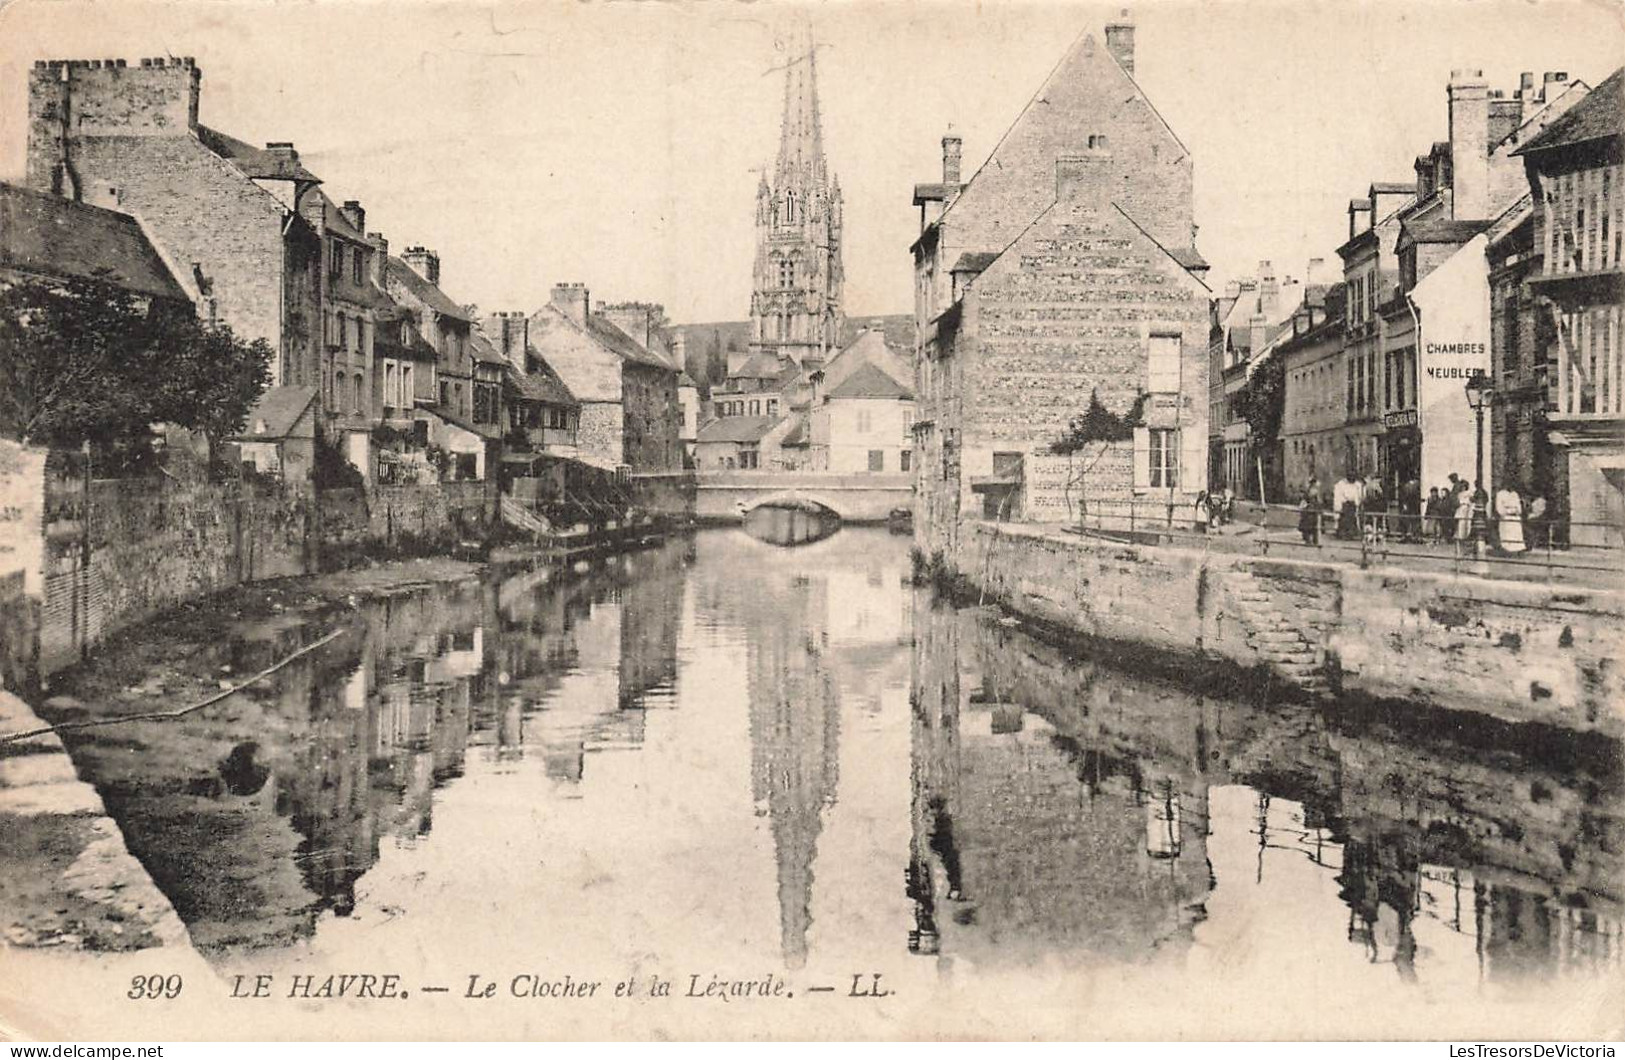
[749,31,844,367]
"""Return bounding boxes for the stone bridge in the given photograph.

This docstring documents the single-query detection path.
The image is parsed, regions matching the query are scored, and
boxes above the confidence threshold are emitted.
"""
[694,470,914,523]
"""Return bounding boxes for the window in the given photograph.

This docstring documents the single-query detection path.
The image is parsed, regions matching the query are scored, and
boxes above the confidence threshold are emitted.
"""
[353,373,364,414]
[750,399,760,416]
[1134,427,1178,488]
[403,365,414,407]
[767,399,778,416]
[328,238,342,279]
[868,449,885,472]
[900,450,912,473]
[352,247,362,285]
[741,449,758,470]
[385,363,396,408]
[1148,333,1181,392]
[857,409,872,433]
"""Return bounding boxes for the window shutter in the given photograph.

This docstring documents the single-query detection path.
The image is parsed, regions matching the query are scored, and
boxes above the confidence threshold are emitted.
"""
[1133,427,1151,488]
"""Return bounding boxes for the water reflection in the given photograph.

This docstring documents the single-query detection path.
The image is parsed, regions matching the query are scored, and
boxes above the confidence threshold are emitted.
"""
[908,597,1624,986]
[43,528,1622,1004]
[741,504,842,547]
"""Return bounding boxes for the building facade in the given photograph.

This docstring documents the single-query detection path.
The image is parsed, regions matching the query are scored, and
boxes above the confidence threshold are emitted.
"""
[749,35,844,366]
[911,15,1211,559]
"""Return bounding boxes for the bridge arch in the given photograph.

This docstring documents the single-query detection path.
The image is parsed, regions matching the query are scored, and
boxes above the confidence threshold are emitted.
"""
[738,491,846,520]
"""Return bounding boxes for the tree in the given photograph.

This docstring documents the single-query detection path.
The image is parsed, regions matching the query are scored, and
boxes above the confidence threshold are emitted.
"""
[0,272,270,466]
[707,330,729,385]
[1049,389,1147,526]
[0,273,169,448]
[1235,353,1285,499]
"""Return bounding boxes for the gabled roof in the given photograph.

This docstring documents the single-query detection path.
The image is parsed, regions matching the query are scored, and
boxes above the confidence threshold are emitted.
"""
[385,256,470,322]
[697,415,781,443]
[1515,67,1623,156]
[503,361,577,406]
[826,362,913,400]
[235,386,316,440]
[196,126,321,183]
[0,182,190,302]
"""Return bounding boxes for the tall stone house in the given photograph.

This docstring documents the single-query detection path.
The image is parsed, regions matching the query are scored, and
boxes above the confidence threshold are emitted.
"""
[528,284,681,473]
[24,57,324,393]
[749,35,844,368]
[910,12,1212,559]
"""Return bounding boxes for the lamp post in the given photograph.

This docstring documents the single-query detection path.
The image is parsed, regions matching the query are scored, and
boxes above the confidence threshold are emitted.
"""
[1464,373,1494,490]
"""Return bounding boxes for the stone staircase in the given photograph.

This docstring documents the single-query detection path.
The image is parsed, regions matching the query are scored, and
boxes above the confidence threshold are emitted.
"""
[1221,570,1329,694]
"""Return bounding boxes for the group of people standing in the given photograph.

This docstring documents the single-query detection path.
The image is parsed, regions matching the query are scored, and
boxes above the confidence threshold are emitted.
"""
[1296,471,1545,556]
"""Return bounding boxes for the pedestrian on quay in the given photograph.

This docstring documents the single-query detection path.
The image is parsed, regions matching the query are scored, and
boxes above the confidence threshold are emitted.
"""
[1528,492,1549,550]
[1496,481,1527,555]
[1363,476,1387,544]
[1334,471,1361,540]
[1454,484,1475,550]
[1193,491,1211,534]
[1399,476,1421,542]
[1423,487,1442,542]
[1298,481,1321,545]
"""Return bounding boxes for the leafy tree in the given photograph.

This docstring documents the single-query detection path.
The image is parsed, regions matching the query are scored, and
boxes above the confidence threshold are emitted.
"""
[707,330,729,385]
[0,272,270,466]
[0,273,161,448]
[1049,389,1148,525]
[1236,353,1284,449]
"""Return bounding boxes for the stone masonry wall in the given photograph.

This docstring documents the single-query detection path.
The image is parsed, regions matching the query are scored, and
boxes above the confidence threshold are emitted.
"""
[950,520,1624,736]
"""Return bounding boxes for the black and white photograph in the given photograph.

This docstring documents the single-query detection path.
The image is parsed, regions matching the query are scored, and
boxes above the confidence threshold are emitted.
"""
[0,0,1620,1043]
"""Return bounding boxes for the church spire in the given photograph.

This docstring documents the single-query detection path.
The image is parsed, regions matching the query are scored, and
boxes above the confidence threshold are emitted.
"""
[775,28,826,190]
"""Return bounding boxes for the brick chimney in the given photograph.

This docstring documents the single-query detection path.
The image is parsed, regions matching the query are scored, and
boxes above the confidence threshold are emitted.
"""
[1055,153,1113,208]
[340,199,365,234]
[1305,257,1325,286]
[1105,9,1135,77]
[486,312,530,372]
[1518,71,1536,99]
[1448,69,1490,220]
[551,283,590,328]
[942,135,963,184]
[402,245,440,286]
[367,233,388,286]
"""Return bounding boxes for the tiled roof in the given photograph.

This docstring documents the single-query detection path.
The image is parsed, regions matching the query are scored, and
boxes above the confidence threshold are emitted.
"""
[733,351,788,379]
[196,126,321,183]
[586,315,674,370]
[469,331,507,366]
[1401,217,1493,245]
[697,415,781,443]
[826,362,913,400]
[504,362,578,406]
[235,386,316,440]
[1516,67,1623,155]
[385,256,470,322]
[0,182,189,301]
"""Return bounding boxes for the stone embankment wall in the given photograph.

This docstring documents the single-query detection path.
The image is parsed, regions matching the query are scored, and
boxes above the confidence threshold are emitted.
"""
[30,470,494,681]
[628,471,696,519]
[949,521,1624,736]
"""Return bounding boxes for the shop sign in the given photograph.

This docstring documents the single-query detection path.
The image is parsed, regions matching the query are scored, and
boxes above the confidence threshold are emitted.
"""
[1383,409,1419,430]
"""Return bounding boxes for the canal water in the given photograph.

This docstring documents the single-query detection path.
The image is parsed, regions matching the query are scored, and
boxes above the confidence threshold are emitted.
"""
[41,527,1624,1037]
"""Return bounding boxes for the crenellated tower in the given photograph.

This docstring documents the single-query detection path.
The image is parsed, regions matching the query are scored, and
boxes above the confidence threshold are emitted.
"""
[749,32,844,367]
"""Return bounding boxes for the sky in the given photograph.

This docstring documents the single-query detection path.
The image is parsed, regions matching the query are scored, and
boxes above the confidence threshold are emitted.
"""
[1,0,1621,325]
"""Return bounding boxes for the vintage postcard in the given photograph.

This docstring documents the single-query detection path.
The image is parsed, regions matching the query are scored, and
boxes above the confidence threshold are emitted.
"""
[0,0,1621,1043]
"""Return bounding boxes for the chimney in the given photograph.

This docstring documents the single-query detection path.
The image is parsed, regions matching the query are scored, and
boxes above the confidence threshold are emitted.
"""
[942,135,963,184]
[1518,71,1535,98]
[1258,260,1280,313]
[402,245,440,286]
[1306,257,1325,286]
[1055,154,1113,207]
[367,232,388,286]
[340,199,365,234]
[1448,68,1490,220]
[487,312,529,371]
[551,283,590,328]
[1105,9,1135,77]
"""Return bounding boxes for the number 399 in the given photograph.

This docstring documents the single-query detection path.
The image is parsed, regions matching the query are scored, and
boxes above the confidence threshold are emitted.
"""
[127,974,183,1000]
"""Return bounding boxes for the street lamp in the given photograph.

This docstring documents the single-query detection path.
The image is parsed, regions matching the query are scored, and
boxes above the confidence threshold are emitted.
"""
[1464,373,1494,489]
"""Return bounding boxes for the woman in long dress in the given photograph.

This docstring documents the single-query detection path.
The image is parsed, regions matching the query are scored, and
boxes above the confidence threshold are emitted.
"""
[1496,484,1526,553]
[1455,488,1474,544]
